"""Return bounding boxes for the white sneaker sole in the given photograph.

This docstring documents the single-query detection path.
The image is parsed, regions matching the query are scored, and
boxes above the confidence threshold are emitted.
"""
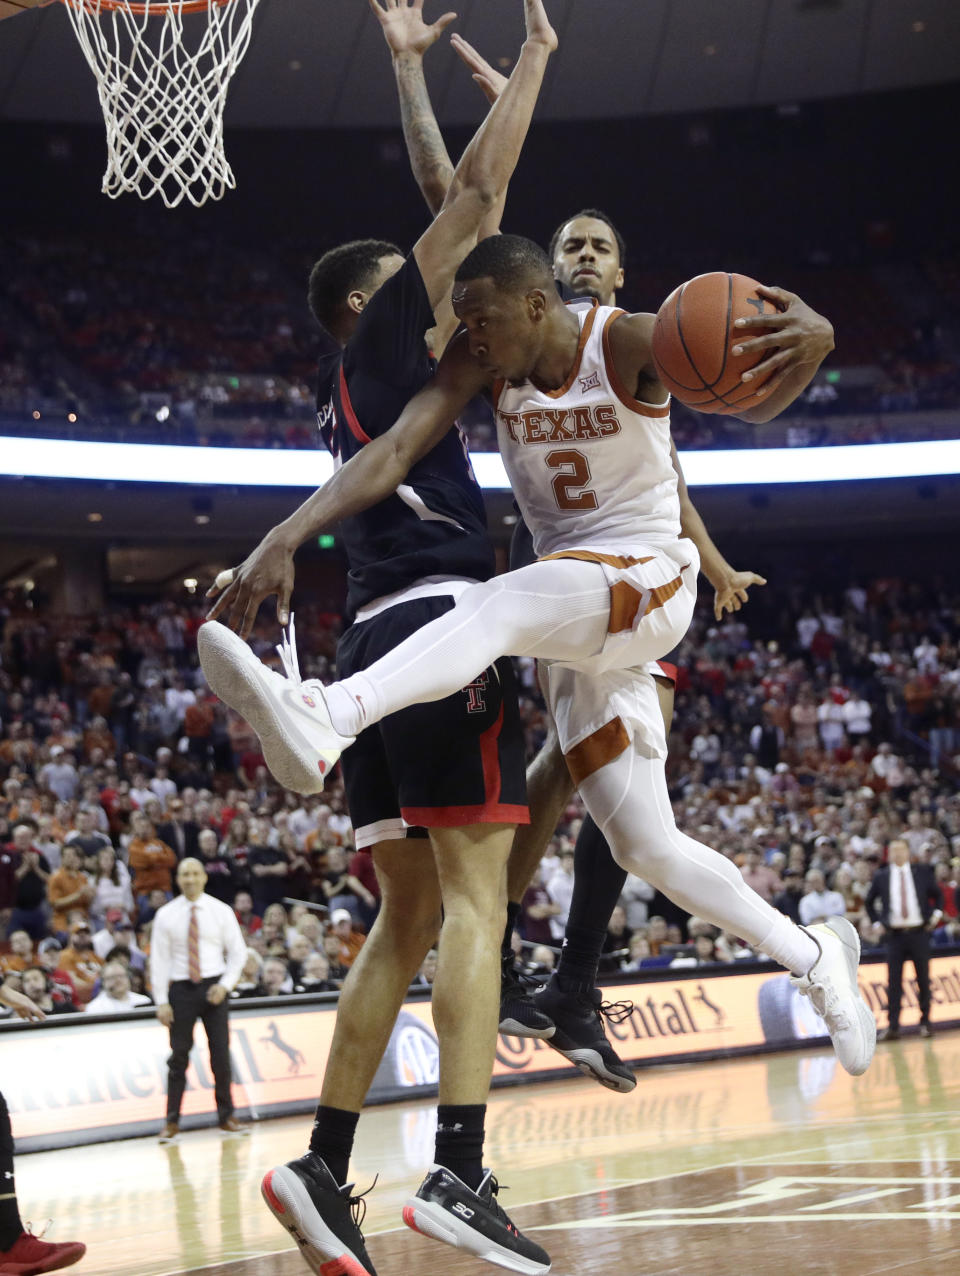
[402,1198,550,1274]
[498,1016,556,1041]
[261,1166,372,1276]
[555,1045,637,1093]
[807,916,877,1076]
[199,622,341,795]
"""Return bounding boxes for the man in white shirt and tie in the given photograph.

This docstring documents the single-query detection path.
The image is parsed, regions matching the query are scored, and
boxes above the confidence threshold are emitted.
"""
[150,858,248,1140]
[865,838,943,1041]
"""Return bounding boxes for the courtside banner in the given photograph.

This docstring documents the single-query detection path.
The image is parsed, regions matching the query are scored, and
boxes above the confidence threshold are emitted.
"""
[6,956,960,1151]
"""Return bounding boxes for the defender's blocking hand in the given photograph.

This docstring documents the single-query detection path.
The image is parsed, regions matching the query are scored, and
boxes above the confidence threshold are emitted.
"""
[523,0,558,51]
[369,0,456,58]
[450,34,508,104]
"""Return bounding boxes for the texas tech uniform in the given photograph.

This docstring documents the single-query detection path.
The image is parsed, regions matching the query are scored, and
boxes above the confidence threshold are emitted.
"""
[317,255,526,846]
[495,301,699,778]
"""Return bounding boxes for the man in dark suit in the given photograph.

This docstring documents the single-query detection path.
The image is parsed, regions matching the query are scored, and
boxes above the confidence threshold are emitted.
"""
[156,798,199,862]
[865,838,943,1040]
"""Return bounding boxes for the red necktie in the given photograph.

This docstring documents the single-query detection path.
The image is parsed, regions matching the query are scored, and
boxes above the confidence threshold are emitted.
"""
[188,905,202,983]
[899,866,910,922]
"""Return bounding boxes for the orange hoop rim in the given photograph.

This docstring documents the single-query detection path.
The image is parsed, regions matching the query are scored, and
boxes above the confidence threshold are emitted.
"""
[61,0,233,15]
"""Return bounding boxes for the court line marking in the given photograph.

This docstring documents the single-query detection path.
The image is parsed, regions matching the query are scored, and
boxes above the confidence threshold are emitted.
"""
[537,1212,960,1231]
[367,1157,755,1236]
[146,1161,737,1273]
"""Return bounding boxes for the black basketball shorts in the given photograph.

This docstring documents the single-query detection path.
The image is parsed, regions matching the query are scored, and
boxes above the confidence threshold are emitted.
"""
[336,595,529,849]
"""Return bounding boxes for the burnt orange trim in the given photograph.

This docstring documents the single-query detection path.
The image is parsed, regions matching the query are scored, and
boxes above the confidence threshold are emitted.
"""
[602,309,671,418]
[535,305,600,400]
[609,580,647,634]
[609,572,686,634]
[565,717,631,787]
[643,572,686,617]
[540,549,654,571]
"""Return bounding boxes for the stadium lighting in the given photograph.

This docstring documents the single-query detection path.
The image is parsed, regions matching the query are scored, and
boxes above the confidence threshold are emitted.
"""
[0,435,958,490]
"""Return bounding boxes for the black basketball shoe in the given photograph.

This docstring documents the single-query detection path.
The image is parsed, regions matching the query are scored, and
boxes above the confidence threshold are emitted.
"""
[261,1152,378,1275]
[532,976,637,1093]
[499,954,556,1039]
[403,1164,550,1274]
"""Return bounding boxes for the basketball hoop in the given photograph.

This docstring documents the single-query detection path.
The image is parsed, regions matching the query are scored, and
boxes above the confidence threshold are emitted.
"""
[60,0,263,208]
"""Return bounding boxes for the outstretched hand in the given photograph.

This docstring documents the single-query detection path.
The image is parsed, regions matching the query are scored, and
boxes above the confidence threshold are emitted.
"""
[369,0,456,58]
[714,570,767,621]
[730,285,835,400]
[205,530,296,638]
[450,33,508,104]
[523,0,558,50]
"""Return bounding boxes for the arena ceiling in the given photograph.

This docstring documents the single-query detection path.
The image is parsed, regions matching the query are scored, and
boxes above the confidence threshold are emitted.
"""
[1,0,958,129]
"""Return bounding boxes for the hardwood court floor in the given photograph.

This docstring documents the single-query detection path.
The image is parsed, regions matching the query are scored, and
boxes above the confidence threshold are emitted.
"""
[15,1030,960,1276]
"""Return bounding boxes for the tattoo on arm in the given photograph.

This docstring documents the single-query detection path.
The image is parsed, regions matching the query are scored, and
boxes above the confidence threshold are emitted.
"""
[395,54,455,216]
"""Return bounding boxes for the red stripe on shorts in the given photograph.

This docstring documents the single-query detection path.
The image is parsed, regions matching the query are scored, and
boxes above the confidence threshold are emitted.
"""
[400,802,530,827]
[401,703,529,827]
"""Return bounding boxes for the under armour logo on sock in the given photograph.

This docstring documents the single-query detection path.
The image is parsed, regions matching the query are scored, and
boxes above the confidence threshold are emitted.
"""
[437,1122,464,1132]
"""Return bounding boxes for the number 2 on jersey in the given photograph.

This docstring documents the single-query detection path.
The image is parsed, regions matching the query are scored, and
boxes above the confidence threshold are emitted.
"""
[546,449,598,511]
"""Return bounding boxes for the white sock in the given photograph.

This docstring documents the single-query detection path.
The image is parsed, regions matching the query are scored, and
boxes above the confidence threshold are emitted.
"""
[325,675,380,739]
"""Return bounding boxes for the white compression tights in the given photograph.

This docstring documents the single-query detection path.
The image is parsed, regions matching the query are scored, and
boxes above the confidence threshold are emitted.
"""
[580,746,818,977]
[327,559,611,736]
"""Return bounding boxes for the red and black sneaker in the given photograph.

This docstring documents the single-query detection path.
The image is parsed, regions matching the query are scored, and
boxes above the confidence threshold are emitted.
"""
[403,1165,550,1274]
[261,1153,377,1275]
[0,1226,86,1274]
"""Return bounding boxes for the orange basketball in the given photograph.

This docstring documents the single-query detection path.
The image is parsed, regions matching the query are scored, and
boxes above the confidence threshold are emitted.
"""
[651,272,780,414]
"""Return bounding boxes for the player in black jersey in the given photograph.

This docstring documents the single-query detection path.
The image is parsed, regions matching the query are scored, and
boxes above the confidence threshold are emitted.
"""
[206,4,556,1274]
[381,35,768,1091]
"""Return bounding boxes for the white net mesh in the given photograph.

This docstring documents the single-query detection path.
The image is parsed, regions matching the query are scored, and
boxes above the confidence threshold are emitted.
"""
[62,0,262,208]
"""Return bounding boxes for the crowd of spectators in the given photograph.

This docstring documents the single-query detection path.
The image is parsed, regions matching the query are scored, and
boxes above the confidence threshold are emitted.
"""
[2,558,960,1019]
[2,231,957,454]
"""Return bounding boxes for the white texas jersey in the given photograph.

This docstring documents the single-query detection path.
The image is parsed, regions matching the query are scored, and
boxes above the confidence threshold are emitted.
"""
[494,302,680,557]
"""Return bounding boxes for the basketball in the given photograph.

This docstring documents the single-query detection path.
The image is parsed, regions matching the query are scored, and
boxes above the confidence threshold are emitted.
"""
[651,272,781,414]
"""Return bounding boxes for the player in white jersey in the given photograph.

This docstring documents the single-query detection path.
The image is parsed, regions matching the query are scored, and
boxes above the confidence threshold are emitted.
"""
[199,233,876,1079]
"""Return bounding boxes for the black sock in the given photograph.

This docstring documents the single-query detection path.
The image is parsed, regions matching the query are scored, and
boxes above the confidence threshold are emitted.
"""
[0,1093,23,1252]
[435,1104,485,1192]
[556,815,627,990]
[502,901,521,963]
[308,1104,360,1186]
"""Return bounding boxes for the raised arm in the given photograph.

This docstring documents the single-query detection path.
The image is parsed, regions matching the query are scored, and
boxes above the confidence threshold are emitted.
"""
[369,0,457,217]
[411,0,556,312]
[207,337,488,636]
[670,438,766,621]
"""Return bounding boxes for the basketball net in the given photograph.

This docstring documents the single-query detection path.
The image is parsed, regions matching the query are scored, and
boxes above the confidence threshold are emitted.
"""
[61,0,262,208]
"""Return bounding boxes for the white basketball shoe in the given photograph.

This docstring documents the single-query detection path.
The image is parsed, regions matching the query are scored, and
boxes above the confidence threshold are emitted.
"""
[792,916,877,1076]
[198,619,353,795]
